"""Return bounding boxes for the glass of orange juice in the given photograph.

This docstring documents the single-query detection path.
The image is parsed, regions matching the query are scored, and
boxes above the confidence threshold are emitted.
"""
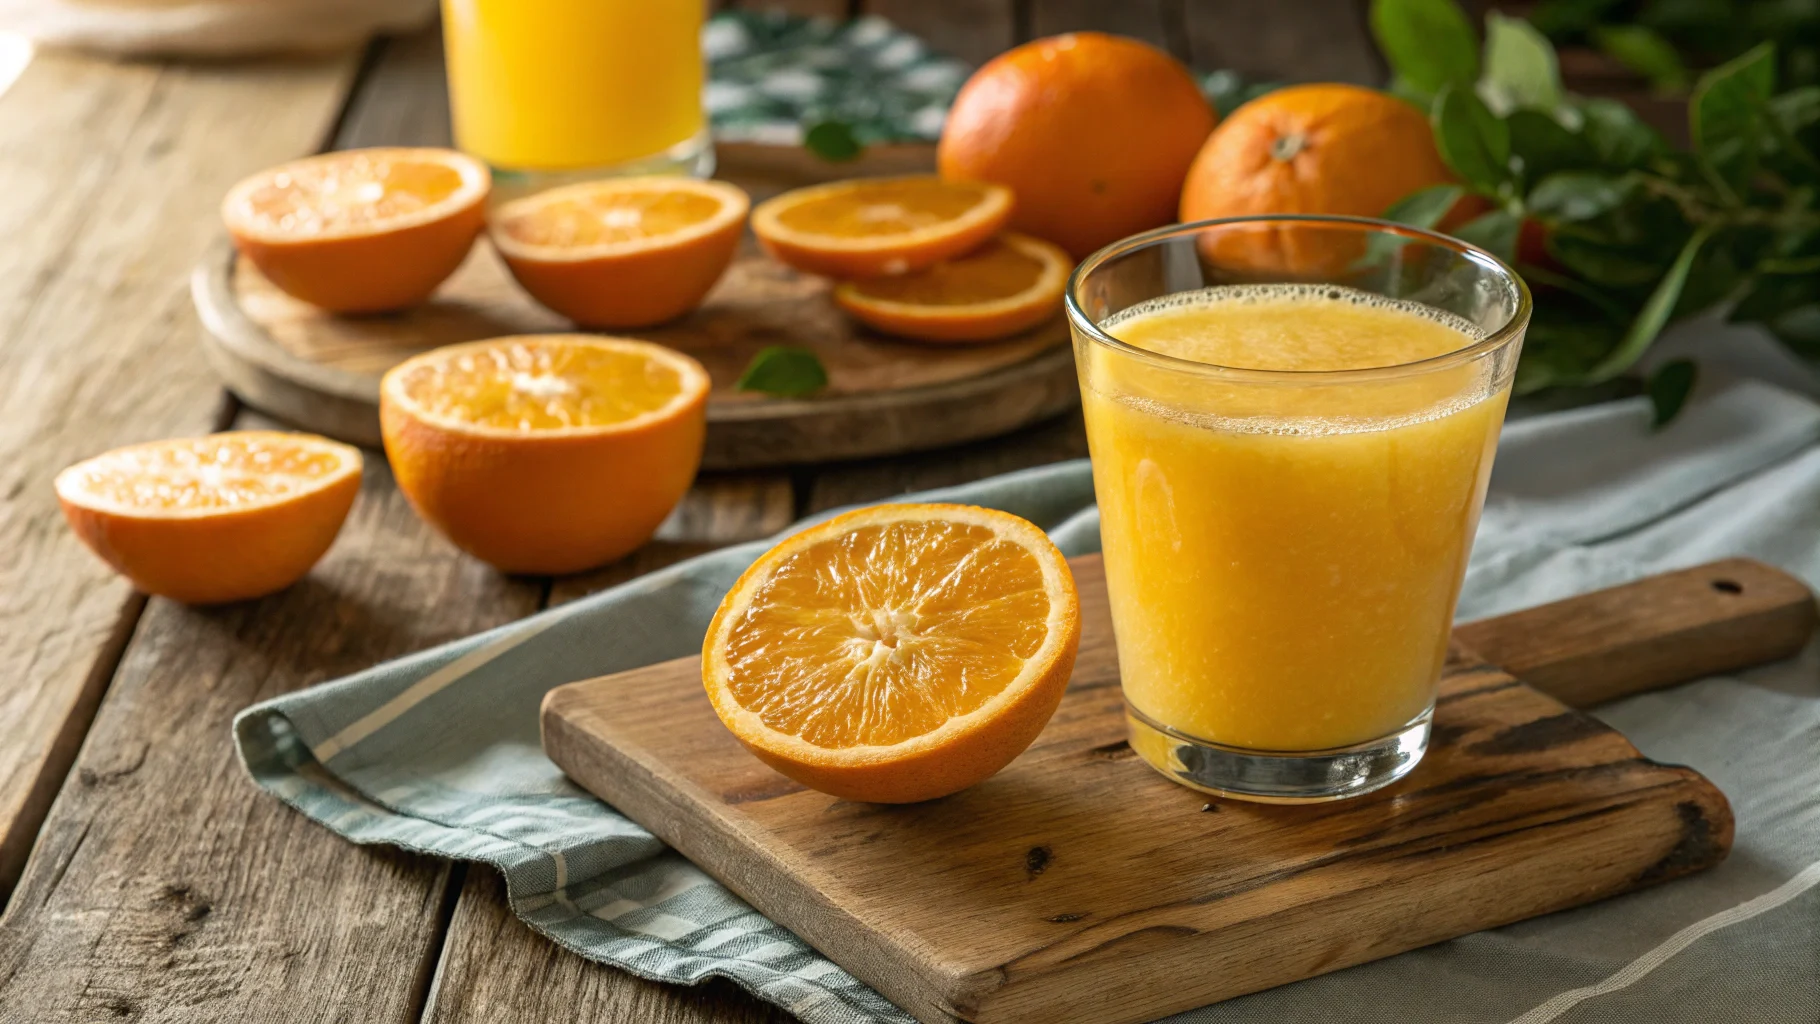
[1068,215,1530,803]
[441,0,712,182]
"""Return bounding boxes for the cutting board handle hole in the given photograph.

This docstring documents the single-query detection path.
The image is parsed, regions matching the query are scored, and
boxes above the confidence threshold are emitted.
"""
[1711,579,1743,595]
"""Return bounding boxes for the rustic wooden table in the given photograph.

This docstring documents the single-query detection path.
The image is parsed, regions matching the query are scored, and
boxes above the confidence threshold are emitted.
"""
[0,2,1383,1019]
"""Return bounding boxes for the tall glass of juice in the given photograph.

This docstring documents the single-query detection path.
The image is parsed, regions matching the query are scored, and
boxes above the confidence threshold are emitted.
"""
[441,0,711,181]
[1068,215,1530,802]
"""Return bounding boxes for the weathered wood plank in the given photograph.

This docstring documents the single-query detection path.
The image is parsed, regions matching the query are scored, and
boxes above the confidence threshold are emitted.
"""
[1183,0,1384,85]
[1029,0,1183,56]
[735,0,852,18]
[426,473,796,1024]
[866,0,1017,65]
[336,27,453,150]
[0,49,361,901]
[808,408,1086,513]
[0,420,544,1019]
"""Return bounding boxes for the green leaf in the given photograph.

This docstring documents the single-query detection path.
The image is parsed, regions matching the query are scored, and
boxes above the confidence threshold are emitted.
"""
[1575,97,1666,169]
[1506,109,1596,184]
[1730,271,1820,324]
[1586,226,1711,383]
[1646,359,1698,428]
[1451,209,1521,262]
[1526,0,1622,37]
[802,120,863,162]
[1546,231,1665,285]
[1481,12,1564,114]
[1766,306,1820,355]
[1526,171,1629,222]
[1592,25,1690,93]
[736,346,829,397]
[1384,184,1467,228]
[1689,43,1776,199]
[1370,0,1480,98]
[1516,300,1625,393]
[1432,84,1513,191]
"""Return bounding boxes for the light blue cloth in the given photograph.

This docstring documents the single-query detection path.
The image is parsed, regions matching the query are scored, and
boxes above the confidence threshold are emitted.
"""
[237,361,1820,1023]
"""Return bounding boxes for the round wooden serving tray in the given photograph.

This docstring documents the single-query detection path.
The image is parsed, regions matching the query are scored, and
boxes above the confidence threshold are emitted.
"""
[191,235,1078,470]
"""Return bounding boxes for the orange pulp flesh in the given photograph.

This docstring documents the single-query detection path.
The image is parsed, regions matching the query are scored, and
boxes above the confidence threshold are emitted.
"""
[772,179,999,238]
[495,188,727,249]
[388,340,689,431]
[234,153,469,238]
[719,517,1053,748]
[842,237,1047,305]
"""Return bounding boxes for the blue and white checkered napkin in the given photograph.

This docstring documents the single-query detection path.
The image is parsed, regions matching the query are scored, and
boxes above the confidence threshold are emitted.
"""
[239,339,1820,1023]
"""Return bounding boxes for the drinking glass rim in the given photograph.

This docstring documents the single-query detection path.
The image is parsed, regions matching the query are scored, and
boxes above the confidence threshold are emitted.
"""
[1064,214,1534,385]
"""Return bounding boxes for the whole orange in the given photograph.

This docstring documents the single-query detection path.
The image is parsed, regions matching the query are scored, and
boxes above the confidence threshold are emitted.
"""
[938,32,1216,260]
[1179,84,1460,276]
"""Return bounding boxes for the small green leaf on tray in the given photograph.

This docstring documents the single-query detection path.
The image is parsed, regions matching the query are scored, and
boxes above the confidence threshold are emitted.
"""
[1647,359,1698,429]
[1482,12,1564,113]
[737,346,830,398]
[1370,0,1481,99]
[803,120,864,163]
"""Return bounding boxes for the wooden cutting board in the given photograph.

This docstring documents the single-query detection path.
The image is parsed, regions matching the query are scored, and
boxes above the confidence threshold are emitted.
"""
[542,556,1817,1024]
[189,144,1077,469]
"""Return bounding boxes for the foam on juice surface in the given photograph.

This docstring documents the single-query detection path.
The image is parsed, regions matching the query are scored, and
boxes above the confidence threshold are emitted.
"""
[1089,284,1494,436]
[1101,283,1485,372]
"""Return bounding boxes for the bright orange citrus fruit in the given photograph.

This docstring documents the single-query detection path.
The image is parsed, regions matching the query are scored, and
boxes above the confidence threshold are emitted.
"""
[490,177,750,328]
[832,232,1069,343]
[380,335,710,575]
[223,147,490,313]
[702,503,1081,804]
[749,176,1012,279]
[1179,84,1461,275]
[939,32,1217,260]
[55,431,362,604]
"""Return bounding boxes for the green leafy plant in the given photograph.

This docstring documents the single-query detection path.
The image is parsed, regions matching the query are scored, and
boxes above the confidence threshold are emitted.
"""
[1530,0,1820,94]
[1373,0,1820,423]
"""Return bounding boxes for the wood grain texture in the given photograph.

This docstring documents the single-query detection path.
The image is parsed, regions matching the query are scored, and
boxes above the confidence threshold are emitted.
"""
[426,477,797,1024]
[0,429,543,1021]
[868,0,1018,65]
[542,555,1770,1024]
[1029,0,1184,55]
[1453,558,1819,708]
[1183,0,1384,85]
[808,407,1088,513]
[0,48,361,901]
[426,868,795,1024]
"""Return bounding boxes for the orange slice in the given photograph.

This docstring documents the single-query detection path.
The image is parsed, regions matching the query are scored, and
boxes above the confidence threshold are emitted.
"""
[703,503,1081,803]
[381,335,710,575]
[55,431,362,605]
[223,147,490,313]
[750,176,1013,279]
[491,177,750,329]
[833,232,1070,343]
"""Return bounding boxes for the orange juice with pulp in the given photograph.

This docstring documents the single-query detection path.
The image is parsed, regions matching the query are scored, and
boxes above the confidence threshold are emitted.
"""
[1082,284,1507,753]
[442,0,705,171]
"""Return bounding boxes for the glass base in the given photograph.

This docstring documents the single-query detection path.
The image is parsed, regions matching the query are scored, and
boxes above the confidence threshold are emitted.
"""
[1126,703,1432,804]
[484,128,716,205]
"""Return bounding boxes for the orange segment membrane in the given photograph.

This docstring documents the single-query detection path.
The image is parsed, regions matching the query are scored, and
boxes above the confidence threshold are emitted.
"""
[240,154,467,237]
[498,189,725,248]
[66,437,348,511]
[720,519,1051,748]
[394,341,686,431]
[774,180,994,238]
[845,239,1047,305]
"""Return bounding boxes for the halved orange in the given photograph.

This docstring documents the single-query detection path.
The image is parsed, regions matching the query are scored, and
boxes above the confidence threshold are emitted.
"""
[55,431,362,604]
[750,176,1013,279]
[381,335,710,575]
[833,232,1070,343]
[223,147,490,313]
[703,503,1081,804]
[491,177,750,328]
